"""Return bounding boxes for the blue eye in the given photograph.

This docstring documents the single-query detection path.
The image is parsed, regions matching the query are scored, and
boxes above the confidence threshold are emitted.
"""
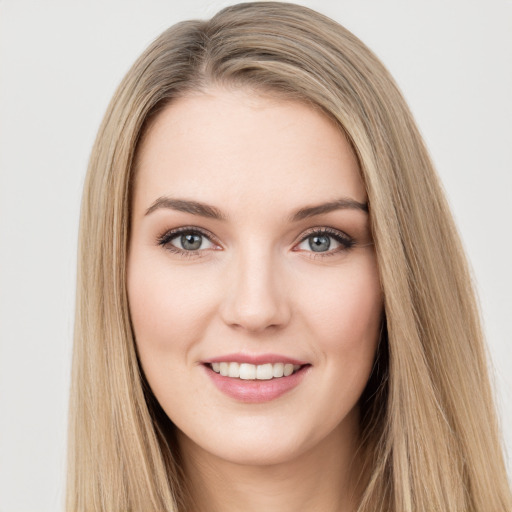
[295,229,354,255]
[157,226,354,257]
[158,228,216,253]
[175,233,211,251]
[306,234,331,252]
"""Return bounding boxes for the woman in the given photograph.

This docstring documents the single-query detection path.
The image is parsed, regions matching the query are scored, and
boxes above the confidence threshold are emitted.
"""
[67,2,511,511]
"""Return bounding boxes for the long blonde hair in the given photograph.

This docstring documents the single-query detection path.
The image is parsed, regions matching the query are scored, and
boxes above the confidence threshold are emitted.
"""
[68,2,511,510]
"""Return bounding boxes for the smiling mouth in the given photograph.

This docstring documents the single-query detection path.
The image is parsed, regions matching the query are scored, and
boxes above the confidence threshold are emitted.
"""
[207,362,305,380]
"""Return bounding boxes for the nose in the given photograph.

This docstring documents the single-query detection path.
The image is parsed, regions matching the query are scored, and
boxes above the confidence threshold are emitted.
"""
[219,246,292,333]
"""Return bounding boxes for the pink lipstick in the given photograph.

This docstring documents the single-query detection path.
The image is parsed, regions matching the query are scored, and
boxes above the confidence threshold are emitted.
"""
[202,353,310,403]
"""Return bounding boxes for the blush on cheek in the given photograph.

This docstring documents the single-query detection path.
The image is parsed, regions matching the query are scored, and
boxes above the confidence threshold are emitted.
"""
[306,276,381,334]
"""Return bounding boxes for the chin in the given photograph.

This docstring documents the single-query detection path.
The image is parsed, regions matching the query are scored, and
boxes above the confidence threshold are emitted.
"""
[175,409,355,469]
[189,434,307,467]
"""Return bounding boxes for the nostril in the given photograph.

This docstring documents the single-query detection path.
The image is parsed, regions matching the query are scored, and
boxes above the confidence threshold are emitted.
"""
[218,271,292,333]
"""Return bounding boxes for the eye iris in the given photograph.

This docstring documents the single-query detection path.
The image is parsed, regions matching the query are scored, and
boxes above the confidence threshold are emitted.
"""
[309,234,330,252]
[181,233,202,250]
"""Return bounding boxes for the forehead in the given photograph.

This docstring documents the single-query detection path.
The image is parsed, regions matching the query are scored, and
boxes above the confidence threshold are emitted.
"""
[133,88,365,213]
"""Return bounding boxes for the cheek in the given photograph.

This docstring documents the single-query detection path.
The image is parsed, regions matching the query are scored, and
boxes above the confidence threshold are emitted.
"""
[296,256,382,399]
[127,251,217,363]
[298,256,382,346]
[127,253,219,417]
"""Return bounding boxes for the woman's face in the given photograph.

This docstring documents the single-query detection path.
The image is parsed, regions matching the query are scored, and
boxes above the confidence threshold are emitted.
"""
[128,88,382,466]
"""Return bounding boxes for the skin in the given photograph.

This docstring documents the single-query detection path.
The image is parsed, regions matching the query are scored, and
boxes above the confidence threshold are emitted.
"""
[128,88,383,512]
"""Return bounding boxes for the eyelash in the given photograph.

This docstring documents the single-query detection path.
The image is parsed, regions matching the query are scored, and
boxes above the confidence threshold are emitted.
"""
[156,226,355,258]
[295,227,355,258]
[156,226,219,257]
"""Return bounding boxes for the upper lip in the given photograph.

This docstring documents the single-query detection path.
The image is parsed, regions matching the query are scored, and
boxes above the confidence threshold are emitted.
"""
[204,353,309,366]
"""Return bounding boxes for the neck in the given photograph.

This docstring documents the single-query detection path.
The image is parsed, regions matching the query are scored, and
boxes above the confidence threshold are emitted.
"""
[177,410,364,512]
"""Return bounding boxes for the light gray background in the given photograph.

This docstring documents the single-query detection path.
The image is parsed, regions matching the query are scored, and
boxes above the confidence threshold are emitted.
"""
[0,1,510,510]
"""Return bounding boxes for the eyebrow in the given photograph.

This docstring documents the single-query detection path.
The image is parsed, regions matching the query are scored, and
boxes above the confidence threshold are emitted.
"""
[290,198,368,221]
[145,196,368,220]
[145,197,227,220]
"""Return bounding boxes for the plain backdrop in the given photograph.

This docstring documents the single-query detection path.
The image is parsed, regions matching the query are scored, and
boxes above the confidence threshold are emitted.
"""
[0,0,510,510]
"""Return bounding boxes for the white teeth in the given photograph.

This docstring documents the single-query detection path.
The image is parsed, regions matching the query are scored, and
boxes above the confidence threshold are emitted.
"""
[284,363,294,377]
[239,363,256,380]
[228,362,239,378]
[210,362,303,380]
[219,362,229,376]
[256,363,273,380]
[272,363,284,378]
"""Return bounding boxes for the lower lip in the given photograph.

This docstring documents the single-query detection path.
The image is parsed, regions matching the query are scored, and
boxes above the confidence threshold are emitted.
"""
[204,365,310,403]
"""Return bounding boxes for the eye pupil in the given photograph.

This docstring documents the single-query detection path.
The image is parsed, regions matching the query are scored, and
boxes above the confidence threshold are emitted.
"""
[309,235,330,252]
[181,233,202,250]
